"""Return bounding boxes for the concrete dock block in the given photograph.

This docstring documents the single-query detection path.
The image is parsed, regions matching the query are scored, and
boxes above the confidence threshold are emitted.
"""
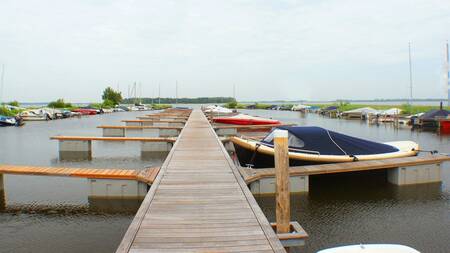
[153,122,169,127]
[59,140,92,160]
[143,128,160,137]
[159,129,180,137]
[388,164,442,185]
[88,179,148,199]
[216,128,237,136]
[249,176,309,194]
[168,122,184,127]
[103,128,125,137]
[142,121,154,126]
[141,141,173,153]
[126,122,142,127]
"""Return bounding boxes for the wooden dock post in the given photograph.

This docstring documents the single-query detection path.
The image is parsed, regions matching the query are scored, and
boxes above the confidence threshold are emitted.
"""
[0,173,3,191]
[274,129,290,234]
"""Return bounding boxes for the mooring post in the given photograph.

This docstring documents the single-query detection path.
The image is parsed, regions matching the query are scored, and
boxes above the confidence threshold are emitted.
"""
[0,173,4,191]
[274,129,290,234]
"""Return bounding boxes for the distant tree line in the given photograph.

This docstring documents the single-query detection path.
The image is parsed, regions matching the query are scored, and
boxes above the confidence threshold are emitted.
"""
[122,97,236,104]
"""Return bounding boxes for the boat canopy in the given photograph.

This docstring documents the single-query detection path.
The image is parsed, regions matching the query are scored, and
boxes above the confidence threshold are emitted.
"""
[343,107,379,115]
[291,104,311,110]
[379,108,402,116]
[322,106,338,111]
[204,105,233,114]
[419,109,449,120]
[261,126,399,156]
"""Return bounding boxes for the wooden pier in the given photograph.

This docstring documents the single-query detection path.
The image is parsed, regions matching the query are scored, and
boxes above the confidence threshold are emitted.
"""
[0,165,160,199]
[116,109,285,253]
[0,165,159,184]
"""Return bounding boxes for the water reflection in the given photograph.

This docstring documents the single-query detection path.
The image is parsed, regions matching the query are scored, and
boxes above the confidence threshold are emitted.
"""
[0,111,164,253]
[242,109,450,253]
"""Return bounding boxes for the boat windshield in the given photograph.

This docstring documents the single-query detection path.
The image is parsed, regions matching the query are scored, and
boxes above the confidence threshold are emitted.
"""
[262,131,305,148]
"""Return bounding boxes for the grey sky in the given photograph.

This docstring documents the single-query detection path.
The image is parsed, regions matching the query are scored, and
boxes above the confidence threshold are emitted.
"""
[1,0,449,103]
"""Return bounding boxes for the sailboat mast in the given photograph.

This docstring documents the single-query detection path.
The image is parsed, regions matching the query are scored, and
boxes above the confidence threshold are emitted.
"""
[175,81,178,104]
[446,41,450,106]
[408,42,413,104]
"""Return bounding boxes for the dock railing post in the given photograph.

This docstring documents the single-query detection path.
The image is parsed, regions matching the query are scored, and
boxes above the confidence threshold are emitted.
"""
[274,129,290,234]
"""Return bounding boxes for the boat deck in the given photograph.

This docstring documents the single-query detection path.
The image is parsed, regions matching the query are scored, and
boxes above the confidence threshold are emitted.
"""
[116,109,285,253]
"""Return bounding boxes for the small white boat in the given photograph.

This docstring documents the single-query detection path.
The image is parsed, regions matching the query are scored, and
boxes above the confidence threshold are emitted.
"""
[20,108,59,121]
[291,104,311,111]
[213,113,281,125]
[342,107,379,119]
[317,244,420,253]
[204,105,234,115]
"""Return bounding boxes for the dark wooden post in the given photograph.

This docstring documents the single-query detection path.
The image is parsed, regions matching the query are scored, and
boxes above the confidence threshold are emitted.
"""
[274,129,290,234]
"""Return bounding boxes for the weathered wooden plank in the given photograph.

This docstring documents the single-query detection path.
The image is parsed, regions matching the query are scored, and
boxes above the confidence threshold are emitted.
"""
[116,109,285,253]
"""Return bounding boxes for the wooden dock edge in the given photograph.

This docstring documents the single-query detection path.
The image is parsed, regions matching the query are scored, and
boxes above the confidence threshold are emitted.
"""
[0,165,160,184]
[239,155,450,184]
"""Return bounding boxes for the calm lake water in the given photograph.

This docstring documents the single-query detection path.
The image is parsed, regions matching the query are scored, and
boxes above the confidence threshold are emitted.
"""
[239,109,450,253]
[0,108,449,253]
[0,110,165,253]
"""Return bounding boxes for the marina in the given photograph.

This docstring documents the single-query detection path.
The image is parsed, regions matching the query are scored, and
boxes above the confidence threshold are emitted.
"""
[1,107,449,252]
[1,1,450,252]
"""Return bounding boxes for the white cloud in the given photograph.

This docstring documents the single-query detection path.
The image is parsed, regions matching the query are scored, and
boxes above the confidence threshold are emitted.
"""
[0,0,449,102]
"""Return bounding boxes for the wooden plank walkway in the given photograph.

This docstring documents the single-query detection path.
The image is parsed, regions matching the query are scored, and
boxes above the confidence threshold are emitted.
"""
[117,109,285,253]
[239,155,450,184]
[0,165,160,184]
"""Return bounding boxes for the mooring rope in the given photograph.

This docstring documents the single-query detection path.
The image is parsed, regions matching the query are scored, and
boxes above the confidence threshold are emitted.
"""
[325,129,348,155]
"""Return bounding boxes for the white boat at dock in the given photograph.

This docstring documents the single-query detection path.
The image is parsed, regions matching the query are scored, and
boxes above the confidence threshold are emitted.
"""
[317,244,420,253]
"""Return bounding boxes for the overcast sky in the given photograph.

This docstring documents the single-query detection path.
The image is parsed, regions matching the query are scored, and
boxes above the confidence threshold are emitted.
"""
[0,0,449,103]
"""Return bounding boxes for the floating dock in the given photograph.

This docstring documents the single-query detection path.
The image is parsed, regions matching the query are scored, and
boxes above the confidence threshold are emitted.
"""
[116,109,285,253]
[239,155,450,194]
[0,165,160,199]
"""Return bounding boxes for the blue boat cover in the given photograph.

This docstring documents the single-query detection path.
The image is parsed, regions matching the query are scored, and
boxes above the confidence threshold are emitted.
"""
[419,109,449,120]
[261,126,399,156]
[323,106,338,111]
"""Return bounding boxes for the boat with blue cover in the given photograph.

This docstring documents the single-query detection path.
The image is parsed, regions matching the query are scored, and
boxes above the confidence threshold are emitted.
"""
[231,126,419,168]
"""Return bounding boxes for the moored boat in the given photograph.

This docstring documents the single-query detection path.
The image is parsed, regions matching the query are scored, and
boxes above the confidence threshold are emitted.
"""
[20,108,56,121]
[214,114,281,125]
[231,126,418,168]
[203,105,234,115]
[72,108,98,115]
[0,115,24,127]
[317,244,420,253]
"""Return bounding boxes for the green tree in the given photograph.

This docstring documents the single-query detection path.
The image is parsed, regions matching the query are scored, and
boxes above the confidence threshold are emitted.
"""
[48,98,72,108]
[102,99,115,108]
[102,87,122,105]
[8,101,20,107]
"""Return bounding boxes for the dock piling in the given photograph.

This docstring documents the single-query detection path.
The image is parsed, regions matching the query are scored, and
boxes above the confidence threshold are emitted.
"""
[59,140,92,160]
[274,129,290,234]
[0,173,3,191]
